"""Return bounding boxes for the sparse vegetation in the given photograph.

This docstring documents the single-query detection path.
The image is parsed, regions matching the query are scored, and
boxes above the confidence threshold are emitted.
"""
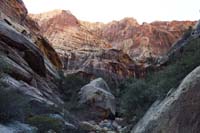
[27,115,65,133]
[0,57,10,75]
[119,37,200,123]
[57,73,90,110]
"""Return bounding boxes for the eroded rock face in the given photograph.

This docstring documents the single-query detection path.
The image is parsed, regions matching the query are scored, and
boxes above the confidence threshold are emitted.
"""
[60,48,137,86]
[31,11,150,84]
[30,10,111,50]
[0,22,46,76]
[0,1,62,69]
[132,66,200,133]
[83,19,195,60]
[0,21,63,106]
[0,0,64,112]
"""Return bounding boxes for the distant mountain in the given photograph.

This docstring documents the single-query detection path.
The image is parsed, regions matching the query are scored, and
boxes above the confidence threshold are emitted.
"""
[31,10,196,61]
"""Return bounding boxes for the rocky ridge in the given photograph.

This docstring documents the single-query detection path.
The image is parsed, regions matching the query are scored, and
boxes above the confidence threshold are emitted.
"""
[30,10,111,50]
[31,10,195,60]
[81,19,196,62]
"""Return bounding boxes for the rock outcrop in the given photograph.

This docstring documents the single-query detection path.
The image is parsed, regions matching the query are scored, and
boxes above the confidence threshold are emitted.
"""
[0,20,63,105]
[157,19,200,66]
[79,78,116,119]
[0,0,63,105]
[30,10,111,50]
[0,0,62,69]
[60,48,137,86]
[131,65,200,133]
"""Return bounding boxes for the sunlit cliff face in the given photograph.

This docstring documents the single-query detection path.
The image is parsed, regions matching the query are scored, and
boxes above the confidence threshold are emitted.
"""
[31,10,196,61]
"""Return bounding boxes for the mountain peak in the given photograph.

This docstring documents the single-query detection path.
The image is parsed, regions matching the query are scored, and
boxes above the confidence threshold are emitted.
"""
[30,9,80,27]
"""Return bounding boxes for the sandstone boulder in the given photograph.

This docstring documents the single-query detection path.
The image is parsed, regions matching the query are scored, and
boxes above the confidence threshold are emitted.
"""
[79,78,116,118]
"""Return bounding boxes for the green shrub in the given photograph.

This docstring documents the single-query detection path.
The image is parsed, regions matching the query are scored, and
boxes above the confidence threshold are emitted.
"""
[0,57,11,74]
[27,115,65,133]
[57,74,90,110]
[119,79,156,122]
[119,37,200,122]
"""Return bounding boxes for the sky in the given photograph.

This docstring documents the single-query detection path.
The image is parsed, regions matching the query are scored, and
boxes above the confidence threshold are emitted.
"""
[23,0,200,24]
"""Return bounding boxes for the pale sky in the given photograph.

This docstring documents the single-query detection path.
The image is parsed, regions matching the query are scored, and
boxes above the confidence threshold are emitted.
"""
[23,0,200,23]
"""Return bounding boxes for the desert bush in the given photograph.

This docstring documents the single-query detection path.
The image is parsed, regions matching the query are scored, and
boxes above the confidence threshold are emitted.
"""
[27,115,65,133]
[57,74,90,110]
[119,79,156,122]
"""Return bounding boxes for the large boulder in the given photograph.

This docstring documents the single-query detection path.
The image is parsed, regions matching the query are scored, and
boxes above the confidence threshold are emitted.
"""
[0,21,47,77]
[132,65,200,133]
[79,78,116,119]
